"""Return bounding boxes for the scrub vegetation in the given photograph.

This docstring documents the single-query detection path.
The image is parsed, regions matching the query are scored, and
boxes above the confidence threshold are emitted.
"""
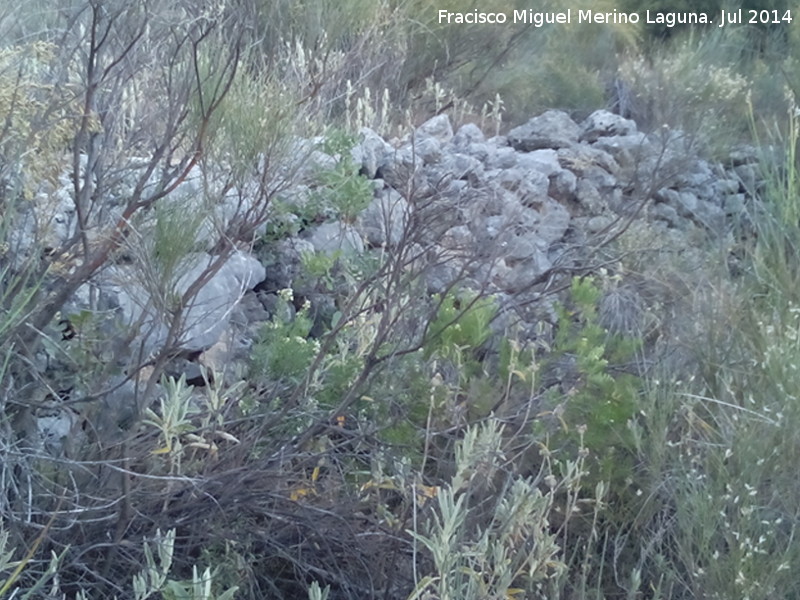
[1,0,800,598]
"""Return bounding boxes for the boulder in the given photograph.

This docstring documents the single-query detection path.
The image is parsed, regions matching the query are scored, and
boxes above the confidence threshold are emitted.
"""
[580,109,637,143]
[358,188,410,247]
[352,127,392,178]
[307,221,364,255]
[110,251,266,354]
[508,110,581,151]
[416,114,454,143]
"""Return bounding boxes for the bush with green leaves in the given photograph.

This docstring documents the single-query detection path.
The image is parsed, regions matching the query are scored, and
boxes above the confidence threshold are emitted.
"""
[261,131,372,245]
[424,290,496,370]
[617,30,753,147]
[644,108,800,598]
[0,522,66,599]
[132,529,239,600]
[250,291,318,386]
[313,130,374,223]
[407,419,600,600]
[541,276,642,490]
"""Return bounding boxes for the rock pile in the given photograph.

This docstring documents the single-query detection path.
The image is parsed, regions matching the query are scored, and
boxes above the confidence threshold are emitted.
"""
[16,108,762,446]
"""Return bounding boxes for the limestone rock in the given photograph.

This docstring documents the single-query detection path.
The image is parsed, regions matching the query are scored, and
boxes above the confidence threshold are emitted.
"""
[358,188,410,247]
[508,110,581,151]
[580,109,637,143]
[307,221,364,255]
[416,114,454,143]
[111,251,266,354]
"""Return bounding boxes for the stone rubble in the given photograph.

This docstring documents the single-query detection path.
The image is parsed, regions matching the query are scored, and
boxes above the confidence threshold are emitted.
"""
[17,109,763,444]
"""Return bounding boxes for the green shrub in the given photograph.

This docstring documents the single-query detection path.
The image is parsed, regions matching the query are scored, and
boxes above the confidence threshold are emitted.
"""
[407,420,572,600]
[617,29,752,147]
[250,293,318,384]
[424,290,496,363]
[543,276,642,489]
[314,130,373,223]
[132,529,239,600]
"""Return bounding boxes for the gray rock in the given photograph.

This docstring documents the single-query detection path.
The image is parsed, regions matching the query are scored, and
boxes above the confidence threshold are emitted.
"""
[484,215,507,241]
[654,188,679,205]
[452,123,485,147]
[441,225,474,251]
[591,132,651,168]
[723,193,747,215]
[36,408,76,455]
[487,259,513,289]
[582,165,620,196]
[486,146,518,169]
[414,137,443,165]
[714,177,741,196]
[503,229,545,261]
[574,179,607,213]
[307,221,364,255]
[358,189,410,247]
[259,293,296,323]
[426,262,462,294]
[94,377,144,436]
[293,149,338,184]
[464,142,491,162]
[443,178,469,194]
[664,190,698,218]
[493,167,550,202]
[580,110,637,143]
[734,163,759,194]
[508,110,581,151]
[516,149,563,178]
[417,114,454,143]
[502,250,552,291]
[377,147,427,194]
[501,199,539,229]
[675,191,699,216]
[586,215,616,233]
[352,127,392,178]
[557,144,619,176]
[655,188,722,231]
[439,152,484,180]
[262,237,316,290]
[232,291,271,325]
[651,203,681,227]
[532,198,571,245]
[675,160,716,196]
[12,105,767,388]
[729,144,759,166]
[111,251,266,354]
[691,200,727,233]
[10,177,77,266]
[549,169,577,202]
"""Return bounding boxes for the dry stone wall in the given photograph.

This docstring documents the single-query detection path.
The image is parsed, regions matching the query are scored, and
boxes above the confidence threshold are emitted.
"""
[19,108,763,448]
